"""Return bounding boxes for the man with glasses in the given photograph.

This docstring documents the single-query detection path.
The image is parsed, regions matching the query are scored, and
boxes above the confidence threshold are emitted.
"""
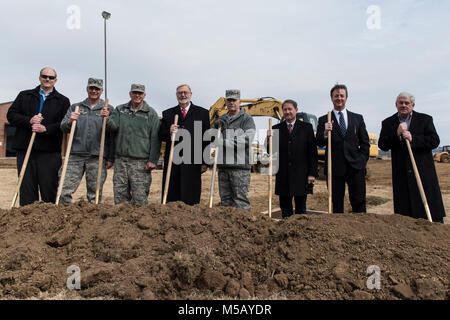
[158,84,210,205]
[213,89,255,210]
[7,67,70,206]
[378,92,446,223]
[101,84,160,205]
[59,78,115,203]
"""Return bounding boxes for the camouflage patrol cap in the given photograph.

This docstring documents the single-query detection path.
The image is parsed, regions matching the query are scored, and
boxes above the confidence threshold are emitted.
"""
[87,78,103,89]
[130,83,146,93]
[225,89,240,100]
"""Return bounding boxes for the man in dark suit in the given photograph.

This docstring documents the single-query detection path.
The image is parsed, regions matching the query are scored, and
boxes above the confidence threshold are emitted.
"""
[378,92,445,223]
[159,84,210,205]
[7,67,70,206]
[268,99,318,218]
[316,84,370,213]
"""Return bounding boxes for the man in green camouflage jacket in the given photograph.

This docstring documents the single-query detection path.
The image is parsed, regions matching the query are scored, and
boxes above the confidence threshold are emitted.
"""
[101,84,160,205]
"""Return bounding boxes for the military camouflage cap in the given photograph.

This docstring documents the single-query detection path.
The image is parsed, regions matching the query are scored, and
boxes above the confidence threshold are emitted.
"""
[87,78,103,89]
[130,83,146,93]
[225,89,240,100]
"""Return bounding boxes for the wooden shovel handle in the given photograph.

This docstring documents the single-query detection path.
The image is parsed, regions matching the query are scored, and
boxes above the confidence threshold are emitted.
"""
[209,127,221,208]
[56,106,79,205]
[11,113,42,208]
[405,140,433,222]
[327,111,332,214]
[268,119,273,218]
[163,114,179,204]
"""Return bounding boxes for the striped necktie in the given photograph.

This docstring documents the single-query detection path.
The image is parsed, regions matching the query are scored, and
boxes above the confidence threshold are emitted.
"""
[338,111,346,136]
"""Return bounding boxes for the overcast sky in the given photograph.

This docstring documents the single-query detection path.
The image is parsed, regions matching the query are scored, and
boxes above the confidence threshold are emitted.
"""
[1,0,449,145]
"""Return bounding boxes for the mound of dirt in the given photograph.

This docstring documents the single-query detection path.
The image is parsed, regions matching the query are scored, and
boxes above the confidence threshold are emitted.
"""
[0,201,448,300]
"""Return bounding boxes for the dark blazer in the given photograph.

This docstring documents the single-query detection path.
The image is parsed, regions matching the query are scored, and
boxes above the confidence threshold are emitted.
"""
[159,103,210,205]
[317,110,370,176]
[7,86,70,153]
[378,111,445,220]
[273,120,318,196]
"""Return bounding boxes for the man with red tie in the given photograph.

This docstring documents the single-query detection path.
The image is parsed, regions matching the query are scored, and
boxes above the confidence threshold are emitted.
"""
[268,99,318,218]
[158,84,210,205]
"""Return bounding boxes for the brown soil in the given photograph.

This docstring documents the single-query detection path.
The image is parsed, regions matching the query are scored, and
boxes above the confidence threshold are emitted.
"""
[0,159,449,300]
[1,201,449,300]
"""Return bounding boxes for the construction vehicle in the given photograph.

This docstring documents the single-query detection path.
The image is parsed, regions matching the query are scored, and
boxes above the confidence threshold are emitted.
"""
[434,145,450,163]
[368,133,379,158]
[209,97,285,126]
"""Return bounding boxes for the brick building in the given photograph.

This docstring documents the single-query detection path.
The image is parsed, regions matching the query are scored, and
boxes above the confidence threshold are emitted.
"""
[0,101,14,157]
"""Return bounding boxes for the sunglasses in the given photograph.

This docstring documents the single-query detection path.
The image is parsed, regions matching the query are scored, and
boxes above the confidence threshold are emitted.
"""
[88,86,102,91]
[40,75,56,80]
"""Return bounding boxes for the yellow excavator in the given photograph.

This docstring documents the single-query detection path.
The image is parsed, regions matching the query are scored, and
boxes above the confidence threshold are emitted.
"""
[209,97,285,126]
[434,145,450,163]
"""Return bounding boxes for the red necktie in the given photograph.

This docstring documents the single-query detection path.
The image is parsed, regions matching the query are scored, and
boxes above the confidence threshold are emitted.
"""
[182,108,186,119]
[288,123,293,134]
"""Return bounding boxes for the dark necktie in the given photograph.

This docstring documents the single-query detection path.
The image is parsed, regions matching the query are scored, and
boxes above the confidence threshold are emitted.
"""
[338,111,346,136]
[288,123,293,134]
[182,108,186,119]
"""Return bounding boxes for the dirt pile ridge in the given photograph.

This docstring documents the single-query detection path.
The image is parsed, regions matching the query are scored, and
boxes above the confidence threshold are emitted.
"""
[0,201,448,300]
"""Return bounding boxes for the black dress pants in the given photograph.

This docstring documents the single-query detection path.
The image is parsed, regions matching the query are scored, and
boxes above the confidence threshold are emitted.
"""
[16,151,62,206]
[331,166,366,213]
[279,195,307,218]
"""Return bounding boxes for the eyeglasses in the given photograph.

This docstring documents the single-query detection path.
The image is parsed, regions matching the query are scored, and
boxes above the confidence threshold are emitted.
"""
[88,86,102,91]
[177,91,191,95]
[40,75,56,80]
[131,91,144,95]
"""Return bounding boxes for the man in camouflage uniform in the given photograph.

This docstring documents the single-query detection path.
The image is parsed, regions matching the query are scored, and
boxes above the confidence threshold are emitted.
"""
[101,84,160,206]
[59,78,114,203]
[213,89,256,210]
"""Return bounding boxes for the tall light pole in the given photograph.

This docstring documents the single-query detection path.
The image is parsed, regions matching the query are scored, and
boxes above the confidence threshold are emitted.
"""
[102,11,111,101]
[95,11,111,204]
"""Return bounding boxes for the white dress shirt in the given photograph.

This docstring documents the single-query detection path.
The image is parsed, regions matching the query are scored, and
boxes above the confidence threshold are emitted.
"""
[333,108,348,129]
